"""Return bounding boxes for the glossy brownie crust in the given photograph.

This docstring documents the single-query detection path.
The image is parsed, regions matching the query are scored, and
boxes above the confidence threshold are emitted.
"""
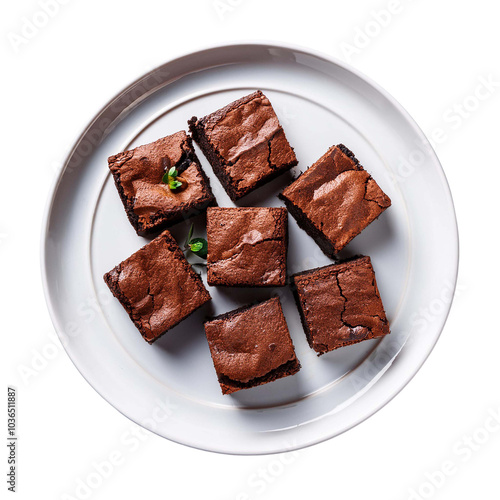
[204,297,300,394]
[189,91,298,201]
[279,144,391,257]
[291,256,390,355]
[108,131,216,235]
[206,207,288,287]
[104,230,211,344]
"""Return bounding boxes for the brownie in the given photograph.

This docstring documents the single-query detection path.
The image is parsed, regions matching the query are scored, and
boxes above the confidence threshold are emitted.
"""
[291,256,390,355]
[206,207,287,287]
[189,91,298,201]
[108,131,216,235]
[279,144,391,257]
[103,230,211,344]
[204,297,300,394]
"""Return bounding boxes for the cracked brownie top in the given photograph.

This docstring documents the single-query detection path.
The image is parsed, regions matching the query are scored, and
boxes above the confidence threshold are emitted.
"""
[103,230,211,344]
[189,91,297,201]
[204,297,299,394]
[280,144,391,255]
[206,207,287,287]
[291,256,390,355]
[108,131,215,235]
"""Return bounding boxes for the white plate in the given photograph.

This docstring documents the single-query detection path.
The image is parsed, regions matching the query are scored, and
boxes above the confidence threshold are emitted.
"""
[41,42,458,455]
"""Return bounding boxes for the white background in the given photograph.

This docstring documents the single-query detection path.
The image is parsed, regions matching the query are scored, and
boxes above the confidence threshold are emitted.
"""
[2,0,499,499]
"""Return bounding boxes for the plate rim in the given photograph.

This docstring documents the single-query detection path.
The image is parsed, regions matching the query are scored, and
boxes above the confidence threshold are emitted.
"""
[40,41,459,455]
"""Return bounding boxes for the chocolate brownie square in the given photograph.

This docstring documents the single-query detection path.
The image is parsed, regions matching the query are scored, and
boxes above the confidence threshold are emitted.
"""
[204,297,300,394]
[189,91,298,201]
[206,207,287,287]
[103,230,211,344]
[108,131,216,235]
[291,256,390,355]
[279,144,391,257]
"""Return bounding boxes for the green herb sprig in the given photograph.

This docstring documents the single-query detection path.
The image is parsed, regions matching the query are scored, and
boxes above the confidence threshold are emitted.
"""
[162,167,184,191]
[184,224,208,259]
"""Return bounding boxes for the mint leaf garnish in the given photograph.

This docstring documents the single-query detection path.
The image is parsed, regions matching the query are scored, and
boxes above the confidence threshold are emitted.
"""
[162,166,187,191]
[188,238,207,258]
[169,180,182,190]
[189,241,203,253]
[184,224,207,259]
